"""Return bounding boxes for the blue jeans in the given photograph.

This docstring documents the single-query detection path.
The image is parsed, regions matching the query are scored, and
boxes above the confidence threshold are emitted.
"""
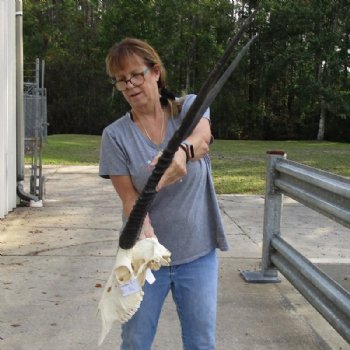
[120,250,218,350]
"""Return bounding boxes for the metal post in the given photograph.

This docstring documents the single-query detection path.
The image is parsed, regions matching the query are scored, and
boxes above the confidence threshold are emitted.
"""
[16,0,39,203]
[240,150,286,283]
[15,0,24,182]
[38,60,45,199]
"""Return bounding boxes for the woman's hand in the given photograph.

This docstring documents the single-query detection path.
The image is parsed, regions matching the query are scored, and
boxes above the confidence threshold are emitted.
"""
[154,118,211,191]
[139,213,156,239]
[154,148,187,191]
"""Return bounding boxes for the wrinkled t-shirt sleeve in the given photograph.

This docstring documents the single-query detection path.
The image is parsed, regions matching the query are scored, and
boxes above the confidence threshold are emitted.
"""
[99,127,130,179]
[180,94,210,121]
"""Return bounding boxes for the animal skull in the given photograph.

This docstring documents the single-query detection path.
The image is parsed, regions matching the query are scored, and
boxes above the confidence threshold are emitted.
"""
[97,237,171,345]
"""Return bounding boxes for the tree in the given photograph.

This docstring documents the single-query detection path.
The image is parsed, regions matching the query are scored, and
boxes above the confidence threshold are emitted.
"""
[23,0,350,140]
[254,0,350,140]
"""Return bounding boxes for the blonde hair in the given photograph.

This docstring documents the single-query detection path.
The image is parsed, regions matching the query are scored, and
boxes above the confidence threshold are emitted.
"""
[106,38,166,89]
[106,38,182,116]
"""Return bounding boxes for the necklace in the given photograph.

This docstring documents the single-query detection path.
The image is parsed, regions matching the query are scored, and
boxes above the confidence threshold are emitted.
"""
[133,109,165,148]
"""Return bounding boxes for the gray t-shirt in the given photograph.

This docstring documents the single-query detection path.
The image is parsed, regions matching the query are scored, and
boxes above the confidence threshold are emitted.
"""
[99,94,229,264]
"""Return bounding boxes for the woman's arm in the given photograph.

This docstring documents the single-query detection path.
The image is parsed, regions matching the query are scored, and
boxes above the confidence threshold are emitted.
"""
[185,117,211,161]
[110,175,139,217]
[110,175,154,238]
[156,117,211,191]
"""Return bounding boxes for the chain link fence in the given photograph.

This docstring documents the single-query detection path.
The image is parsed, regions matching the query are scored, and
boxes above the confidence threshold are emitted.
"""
[24,58,48,199]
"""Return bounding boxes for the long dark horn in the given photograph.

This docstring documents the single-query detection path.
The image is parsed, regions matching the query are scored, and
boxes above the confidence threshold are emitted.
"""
[119,11,259,249]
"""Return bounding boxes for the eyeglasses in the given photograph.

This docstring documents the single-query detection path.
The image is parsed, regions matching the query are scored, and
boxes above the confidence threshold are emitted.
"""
[112,67,151,91]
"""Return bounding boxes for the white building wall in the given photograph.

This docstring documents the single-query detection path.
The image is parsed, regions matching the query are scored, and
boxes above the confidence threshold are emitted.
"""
[0,0,17,218]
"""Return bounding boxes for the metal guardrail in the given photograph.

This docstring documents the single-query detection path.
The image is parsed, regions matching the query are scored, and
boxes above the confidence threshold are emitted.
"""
[241,151,350,343]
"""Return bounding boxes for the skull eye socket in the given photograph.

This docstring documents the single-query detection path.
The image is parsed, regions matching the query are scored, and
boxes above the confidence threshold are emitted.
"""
[115,266,131,283]
[132,259,146,274]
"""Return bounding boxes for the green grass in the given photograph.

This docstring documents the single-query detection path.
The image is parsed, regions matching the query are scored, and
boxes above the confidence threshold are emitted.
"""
[27,135,350,194]
[210,140,350,194]
[26,134,101,165]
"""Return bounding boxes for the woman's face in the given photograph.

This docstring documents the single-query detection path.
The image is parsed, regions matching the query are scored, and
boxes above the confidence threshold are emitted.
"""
[115,54,160,111]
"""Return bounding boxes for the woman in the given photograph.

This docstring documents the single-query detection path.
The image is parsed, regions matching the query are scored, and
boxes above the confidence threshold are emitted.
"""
[99,38,228,350]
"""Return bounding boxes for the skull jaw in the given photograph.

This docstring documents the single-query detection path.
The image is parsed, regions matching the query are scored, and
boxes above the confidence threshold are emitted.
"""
[97,237,171,345]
